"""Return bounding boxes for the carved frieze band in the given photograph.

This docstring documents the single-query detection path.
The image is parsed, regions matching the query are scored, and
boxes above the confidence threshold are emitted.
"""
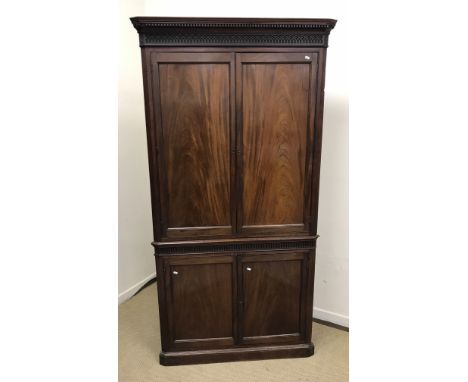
[154,239,316,255]
[138,30,327,47]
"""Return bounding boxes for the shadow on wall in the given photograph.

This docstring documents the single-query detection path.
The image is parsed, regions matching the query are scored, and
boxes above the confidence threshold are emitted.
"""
[323,93,349,162]
[319,91,349,248]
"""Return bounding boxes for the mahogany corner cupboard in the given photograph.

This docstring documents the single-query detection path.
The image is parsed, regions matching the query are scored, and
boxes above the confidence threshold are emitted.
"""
[131,17,336,366]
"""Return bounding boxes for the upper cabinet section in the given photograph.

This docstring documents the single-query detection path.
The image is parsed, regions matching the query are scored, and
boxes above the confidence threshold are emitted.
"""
[133,18,336,242]
[131,17,336,47]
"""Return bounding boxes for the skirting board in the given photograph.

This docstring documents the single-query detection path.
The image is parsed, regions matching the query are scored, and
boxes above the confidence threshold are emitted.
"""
[313,307,349,327]
[118,272,156,304]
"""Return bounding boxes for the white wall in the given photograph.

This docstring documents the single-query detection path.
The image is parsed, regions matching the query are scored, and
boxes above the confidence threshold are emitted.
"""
[118,0,155,303]
[120,0,348,327]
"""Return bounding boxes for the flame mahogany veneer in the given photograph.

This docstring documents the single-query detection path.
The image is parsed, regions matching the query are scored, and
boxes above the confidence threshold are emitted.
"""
[131,17,336,366]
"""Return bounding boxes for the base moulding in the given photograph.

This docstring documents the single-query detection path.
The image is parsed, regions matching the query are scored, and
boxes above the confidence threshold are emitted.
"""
[160,342,315,366]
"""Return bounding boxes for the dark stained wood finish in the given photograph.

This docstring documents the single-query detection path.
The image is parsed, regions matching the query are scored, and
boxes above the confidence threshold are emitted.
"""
[305,248,316,342]
[152,52,235,239]
[237,53,318,236]
[160,343,314,366]
[242,63,308,225]
[132,17,336,366]
[164,254,236,350]
[239,251,308,345]
[159,60,230,228]
[310,49,328,236]
[153,235,317,255]
[313,317,349,332]
[131,17,336,48]
[141,46,329,242]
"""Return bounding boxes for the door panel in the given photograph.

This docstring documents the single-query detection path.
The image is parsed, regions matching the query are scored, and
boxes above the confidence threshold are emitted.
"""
[239,251,308,345]
[237,53,318,236]
[152,52,235,239]
[164,255,236,349]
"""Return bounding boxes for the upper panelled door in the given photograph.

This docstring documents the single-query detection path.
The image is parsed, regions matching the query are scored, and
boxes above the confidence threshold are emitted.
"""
[151,52,236,239]
[237,53,319,236]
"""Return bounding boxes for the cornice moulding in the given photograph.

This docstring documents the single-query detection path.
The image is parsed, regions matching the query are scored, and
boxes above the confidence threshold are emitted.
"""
[131,17,337,47]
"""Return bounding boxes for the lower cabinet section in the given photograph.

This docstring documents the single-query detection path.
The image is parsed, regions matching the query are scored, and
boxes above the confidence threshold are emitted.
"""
[156,249,315,365]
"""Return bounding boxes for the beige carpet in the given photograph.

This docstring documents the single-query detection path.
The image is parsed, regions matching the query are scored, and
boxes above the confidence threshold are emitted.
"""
[119,283,348,382]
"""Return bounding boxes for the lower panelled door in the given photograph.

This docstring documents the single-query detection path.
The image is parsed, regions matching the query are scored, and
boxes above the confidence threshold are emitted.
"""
[238,251,309,345]
[164,254,237,350]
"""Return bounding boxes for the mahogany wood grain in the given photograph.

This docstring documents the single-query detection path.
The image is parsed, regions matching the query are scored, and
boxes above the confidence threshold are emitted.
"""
[164,255,236,350]
[239,251,306,344]
[152,52,236,238]
[159,62,231,227]
[238,53,318,236]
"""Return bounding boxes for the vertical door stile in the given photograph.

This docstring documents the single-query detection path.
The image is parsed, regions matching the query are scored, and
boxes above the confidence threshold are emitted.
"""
[300,253,309,340]
[234,53,243,234]
[164,258,174,345]
[151,54,170,236]
[229,52,237,235]
[231,252,239,345]
[236,252,244,344]
[310,49,327,235]
[303,53,319,232]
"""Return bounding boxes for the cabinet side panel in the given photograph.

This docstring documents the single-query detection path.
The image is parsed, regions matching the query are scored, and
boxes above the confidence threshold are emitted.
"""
[140,48,162,239]
[310,48,327,234]
[159,63,231,228]
[242,63,309,226]
[155,255,170,350]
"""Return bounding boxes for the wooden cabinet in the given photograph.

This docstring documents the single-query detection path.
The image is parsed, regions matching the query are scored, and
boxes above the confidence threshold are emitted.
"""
[132,17,336,366]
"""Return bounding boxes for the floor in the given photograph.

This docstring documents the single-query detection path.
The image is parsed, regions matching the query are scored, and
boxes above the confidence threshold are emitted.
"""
[119,283,349,382]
